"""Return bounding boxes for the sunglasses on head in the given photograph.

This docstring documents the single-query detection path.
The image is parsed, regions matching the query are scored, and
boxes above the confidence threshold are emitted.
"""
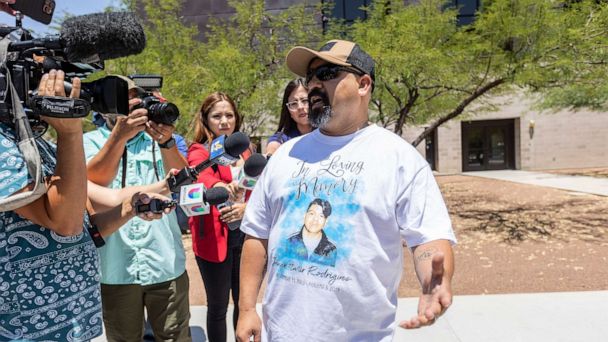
[305,64,364,86]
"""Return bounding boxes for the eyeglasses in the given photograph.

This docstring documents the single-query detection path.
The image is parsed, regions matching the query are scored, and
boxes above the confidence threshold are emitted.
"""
[305,64,364,86]
[286,98,309,111]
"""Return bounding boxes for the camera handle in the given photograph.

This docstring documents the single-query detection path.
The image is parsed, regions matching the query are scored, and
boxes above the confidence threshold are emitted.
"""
[0,37,47,212]
[29,95,91,118]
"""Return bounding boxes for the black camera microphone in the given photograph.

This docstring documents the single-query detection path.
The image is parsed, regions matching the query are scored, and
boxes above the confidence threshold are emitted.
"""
[216,153,267,231]
[168,132,251,193]
[244,153,268,177]
[135,187,230,216]
[9,12,146,63]
[236,153,268,190]
[206,187,231,206]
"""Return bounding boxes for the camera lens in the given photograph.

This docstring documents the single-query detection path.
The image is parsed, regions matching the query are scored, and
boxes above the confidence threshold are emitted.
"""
[148,102,179,125]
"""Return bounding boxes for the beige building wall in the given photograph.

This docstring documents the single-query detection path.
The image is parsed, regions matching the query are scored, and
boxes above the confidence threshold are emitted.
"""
[405,95,608,173]
[521,109,607,171]
[402,126,426,157]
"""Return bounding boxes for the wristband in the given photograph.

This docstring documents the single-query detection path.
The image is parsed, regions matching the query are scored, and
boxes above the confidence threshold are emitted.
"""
[158,137,176,149]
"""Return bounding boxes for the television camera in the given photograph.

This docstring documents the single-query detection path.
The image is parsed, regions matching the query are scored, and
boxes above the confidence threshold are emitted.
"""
[0,9,146,137]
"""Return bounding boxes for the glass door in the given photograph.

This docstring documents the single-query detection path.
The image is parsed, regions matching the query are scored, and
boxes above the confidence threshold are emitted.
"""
[462,119,514,171]
[465,126,484,171]
[486,126,507,170]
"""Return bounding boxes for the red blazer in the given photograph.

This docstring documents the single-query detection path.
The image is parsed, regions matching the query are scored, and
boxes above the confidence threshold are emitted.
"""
[187,142,252,262]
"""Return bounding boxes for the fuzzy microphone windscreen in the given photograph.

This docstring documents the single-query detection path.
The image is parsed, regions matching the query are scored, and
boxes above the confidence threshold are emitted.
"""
[60,12,146,63]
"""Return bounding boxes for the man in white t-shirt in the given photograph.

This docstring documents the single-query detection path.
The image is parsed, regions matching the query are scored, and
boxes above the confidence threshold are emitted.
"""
[236,39,457,342]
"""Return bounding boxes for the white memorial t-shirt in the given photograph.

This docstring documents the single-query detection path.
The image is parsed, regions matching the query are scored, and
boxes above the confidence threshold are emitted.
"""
[241,124,456,341]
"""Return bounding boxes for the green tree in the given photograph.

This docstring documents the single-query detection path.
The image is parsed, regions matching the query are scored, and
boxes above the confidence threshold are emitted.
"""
[199,0,323,138]
[348,0,608,146]
[102,0,323,141]
[533,0,608,110]
[103,0,207,136]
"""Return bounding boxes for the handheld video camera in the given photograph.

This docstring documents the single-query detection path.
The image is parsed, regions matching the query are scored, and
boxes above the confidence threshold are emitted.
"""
[135,198,177,214]
[0,9,145,137]
[130,74,180,126]
[0,7,146,213]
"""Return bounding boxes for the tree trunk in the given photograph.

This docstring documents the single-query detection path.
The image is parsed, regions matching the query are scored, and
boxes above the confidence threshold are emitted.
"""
[410,78,506,147]
[394,89,419,136]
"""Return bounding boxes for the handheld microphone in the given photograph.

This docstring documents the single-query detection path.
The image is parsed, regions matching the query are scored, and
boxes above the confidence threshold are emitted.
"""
[236,153,267,190]
[216,200,241,231]
[9,12,146,63]
[167,132,250,193]
[178,184,230,217]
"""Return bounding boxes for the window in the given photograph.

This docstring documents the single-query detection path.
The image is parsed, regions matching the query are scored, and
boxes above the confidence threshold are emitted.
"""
[322,0,372,32]
[335,0,371,22]
[322,0,481,31]
[453,0,481,25]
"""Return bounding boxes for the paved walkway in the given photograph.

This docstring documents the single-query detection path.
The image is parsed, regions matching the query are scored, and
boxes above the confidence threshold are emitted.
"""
[92,291,608,341]
[463,170,608,196]
[394,291,608,342]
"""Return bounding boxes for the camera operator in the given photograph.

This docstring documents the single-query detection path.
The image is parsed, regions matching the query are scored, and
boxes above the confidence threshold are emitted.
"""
[0,69,177,341]
[83,75,191,341]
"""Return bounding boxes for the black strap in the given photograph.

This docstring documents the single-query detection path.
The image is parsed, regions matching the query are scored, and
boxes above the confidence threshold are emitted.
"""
[152,142,160,182]
[87,223,105,248]
[121,148,127,188]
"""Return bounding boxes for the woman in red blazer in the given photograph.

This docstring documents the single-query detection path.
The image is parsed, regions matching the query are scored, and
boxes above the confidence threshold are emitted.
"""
[188,92,253,342]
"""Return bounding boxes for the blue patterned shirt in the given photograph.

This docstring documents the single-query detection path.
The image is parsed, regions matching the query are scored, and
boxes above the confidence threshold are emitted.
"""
[0,124,102,341]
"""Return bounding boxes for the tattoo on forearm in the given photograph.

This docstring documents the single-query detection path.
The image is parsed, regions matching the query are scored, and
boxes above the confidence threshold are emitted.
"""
[415,247,438,263]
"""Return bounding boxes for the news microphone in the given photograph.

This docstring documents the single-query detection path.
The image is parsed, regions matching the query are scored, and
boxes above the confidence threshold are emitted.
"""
[167,132,250,193]
[216,200,241,231]
[9,12,146,63]
[236,153,267,190]
[178,184,229,217]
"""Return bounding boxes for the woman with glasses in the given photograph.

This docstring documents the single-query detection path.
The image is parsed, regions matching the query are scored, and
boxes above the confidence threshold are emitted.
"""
[265,78,313,156]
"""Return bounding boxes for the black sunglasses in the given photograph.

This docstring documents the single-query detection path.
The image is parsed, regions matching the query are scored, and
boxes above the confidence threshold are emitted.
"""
[305,64,364,86]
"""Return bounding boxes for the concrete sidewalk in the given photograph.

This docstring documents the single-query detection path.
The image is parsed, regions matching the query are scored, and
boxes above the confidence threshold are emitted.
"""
[93,291,608,341]
[393,291,608,342]
[464,170,608,197]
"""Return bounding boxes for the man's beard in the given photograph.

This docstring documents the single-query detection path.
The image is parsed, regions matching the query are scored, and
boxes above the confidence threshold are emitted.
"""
[308,88,332,129]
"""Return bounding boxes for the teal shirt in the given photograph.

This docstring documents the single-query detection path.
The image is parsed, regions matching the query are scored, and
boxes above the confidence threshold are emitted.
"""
[83,125,186,285]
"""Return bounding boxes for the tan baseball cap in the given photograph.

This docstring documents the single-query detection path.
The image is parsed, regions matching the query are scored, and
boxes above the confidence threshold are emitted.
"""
[286,39,375,81]
[113,74,145,93]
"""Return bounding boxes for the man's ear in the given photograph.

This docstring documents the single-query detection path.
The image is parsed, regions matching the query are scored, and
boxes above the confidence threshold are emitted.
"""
[358,75,373,96]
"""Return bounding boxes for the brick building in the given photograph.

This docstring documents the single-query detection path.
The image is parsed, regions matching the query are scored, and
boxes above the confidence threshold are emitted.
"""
[403,96,608,173]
